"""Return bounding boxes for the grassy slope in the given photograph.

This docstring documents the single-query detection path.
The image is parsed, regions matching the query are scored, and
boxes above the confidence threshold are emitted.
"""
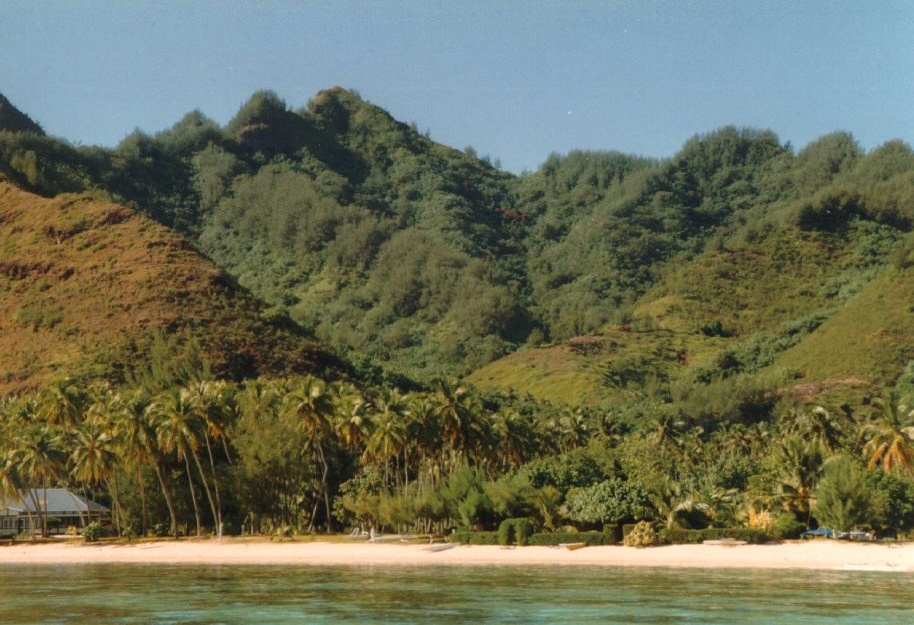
[773,266,914,402]
[0,180,342,392]
[468,221,906,408]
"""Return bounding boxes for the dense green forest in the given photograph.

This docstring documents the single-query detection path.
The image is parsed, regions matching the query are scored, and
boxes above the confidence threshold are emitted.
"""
[2,88,914,540]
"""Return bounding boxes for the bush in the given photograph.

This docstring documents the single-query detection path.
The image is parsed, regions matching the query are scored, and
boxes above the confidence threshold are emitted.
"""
[769,513,804,540]
[659,528,768,545]
[497,518,515,546]
[448,530,499,545]
[83,522,104,542]
[498,518,535,546]
[528,532,607,547]
[603,523,622,544]
[623,521,659,548]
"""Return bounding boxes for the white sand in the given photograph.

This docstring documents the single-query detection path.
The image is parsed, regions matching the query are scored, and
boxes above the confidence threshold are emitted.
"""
[0,538,912,571]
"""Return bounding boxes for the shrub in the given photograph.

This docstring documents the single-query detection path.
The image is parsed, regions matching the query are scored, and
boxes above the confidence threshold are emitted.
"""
[497,518,535,546]
[528,532,607,547]
[659,528,768,545]
[83,522,104,542]
[769,513,804,540]
[623,521,659,548]
[448,530,499,545]
[603,523,622,544]
[497,518,515,546]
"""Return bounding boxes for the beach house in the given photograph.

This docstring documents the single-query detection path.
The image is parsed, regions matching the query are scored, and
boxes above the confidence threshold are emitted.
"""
[0,488,109,537]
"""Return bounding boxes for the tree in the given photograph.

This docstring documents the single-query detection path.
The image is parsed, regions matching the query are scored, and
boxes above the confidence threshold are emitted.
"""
[766,439,824,526]
[365,388,408,489]
[283,376,336,532]
[16,423,66,537]
[862,392,914,476]
[565,478,649,526]
[814,456,874,532]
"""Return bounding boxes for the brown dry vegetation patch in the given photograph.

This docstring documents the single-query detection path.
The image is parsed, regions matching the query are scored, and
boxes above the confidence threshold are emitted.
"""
[0,181,342,392]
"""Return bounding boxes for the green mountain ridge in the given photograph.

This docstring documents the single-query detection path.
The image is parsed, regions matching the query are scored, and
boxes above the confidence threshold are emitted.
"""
[2,89,914,418]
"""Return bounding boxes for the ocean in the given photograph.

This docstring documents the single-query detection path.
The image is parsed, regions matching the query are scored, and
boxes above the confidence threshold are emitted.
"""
[1,564,911,624]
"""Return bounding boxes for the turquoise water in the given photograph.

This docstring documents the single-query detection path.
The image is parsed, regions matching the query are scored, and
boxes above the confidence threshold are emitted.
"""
[0,564,912,624]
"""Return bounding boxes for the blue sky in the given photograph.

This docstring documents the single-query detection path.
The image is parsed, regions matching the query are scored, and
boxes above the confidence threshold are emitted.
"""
[2,1,912,173]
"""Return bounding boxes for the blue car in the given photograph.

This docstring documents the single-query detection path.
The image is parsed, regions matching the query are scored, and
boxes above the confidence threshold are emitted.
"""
[800,527,834,539]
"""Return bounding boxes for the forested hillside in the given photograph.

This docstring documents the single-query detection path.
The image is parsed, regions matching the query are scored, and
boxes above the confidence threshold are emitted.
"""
[2,88,914,407]
[3,89,914,542]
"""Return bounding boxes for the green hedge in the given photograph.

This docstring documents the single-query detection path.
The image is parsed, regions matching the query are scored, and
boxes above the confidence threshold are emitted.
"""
[528,532,607,547]
[498,518,535,546]
[603,524,622,544]
[660,528,768,545]
[448,530,499,545]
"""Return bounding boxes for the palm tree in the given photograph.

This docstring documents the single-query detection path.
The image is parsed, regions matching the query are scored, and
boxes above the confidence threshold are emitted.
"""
[38,378,88,434]
[557,407,590,452]
[781,405,846,452]
[112,390,161,536]
[491,408,537,469]
[768,439,824,527]
[186,379,236,537]
[434,381,492,466]
[283,376,336,532]
[150,388,218,537]
[69,415,119,531]
[333,382,371,455]
[81,382,128,533]
[366,388,408,489]
[862,391,914,476]
[16,423,66,537]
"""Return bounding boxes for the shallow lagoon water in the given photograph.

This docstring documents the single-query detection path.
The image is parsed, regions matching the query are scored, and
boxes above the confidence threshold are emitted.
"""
[1,564,912,624]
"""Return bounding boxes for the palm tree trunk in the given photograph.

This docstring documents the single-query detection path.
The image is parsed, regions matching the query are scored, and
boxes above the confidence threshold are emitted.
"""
[316,441,333,533]
[191,448,220,538]
[202,433,223,537]
[135,464,148,535]
[107,472,122,536]
[152,460,178,538]
[183,455,202,536]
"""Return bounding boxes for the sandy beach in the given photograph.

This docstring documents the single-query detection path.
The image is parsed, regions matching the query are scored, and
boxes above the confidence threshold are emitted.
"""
[0,538,911,572]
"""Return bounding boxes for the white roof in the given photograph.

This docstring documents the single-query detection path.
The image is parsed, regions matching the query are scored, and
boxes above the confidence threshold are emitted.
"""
[0,488,108,514]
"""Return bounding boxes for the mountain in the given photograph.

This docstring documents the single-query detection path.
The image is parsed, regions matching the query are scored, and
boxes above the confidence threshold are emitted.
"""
[2,88,914,420]
[470,136,914,417]
[0,94,43,135]
[0,178,342,393]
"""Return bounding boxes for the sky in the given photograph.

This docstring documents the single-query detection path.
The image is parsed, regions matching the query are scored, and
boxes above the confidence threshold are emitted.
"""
[1,0,912,173]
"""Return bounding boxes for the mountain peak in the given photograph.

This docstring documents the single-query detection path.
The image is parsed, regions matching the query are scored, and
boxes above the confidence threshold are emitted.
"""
[0,93,44,135]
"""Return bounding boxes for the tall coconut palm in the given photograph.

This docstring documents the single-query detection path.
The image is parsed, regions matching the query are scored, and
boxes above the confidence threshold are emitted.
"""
[283,376,336,532]
[366,388,409,489]
[862,391,914,476]
[768,439,824,526]
[69,416,119,530]
[781,405,847,453]
[150,388,218,537]
[332,382,371,455]
[16,423,66,537]
[186,379,236,537]
[113,390,161,535]
[38,377,88,434]
[491,408,537,469]
[434,381,491,466]
[80,382,128,533]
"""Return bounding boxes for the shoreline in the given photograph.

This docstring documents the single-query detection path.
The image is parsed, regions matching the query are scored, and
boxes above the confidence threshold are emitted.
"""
[0,538,912,572]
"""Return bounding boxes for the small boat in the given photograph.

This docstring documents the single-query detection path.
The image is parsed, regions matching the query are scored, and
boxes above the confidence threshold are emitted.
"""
[560,542,588,551]
[424,542,458,553]
[841,563,905,572]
